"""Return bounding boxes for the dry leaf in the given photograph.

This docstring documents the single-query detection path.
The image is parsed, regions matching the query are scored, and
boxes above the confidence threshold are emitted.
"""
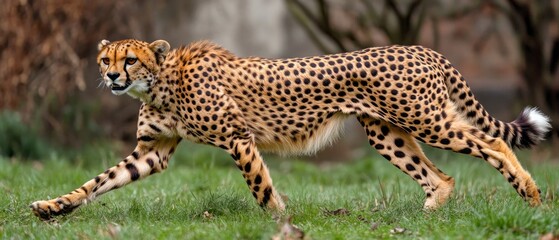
[357,215,367,222]
[370,222,380,231]
[203,211,213,220]
[45,218,60,226]
[390,227,406,234]
[323,208,350,216]
[371,199,385,212]
[540,232,559,240]
[272,216,305,240]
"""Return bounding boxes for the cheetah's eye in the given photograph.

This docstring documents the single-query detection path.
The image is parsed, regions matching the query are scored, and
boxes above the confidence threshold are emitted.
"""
[126,57,137,65]
[102,58,110,65]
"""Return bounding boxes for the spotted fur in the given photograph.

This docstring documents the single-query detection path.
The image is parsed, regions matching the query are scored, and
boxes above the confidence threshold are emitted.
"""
[30,39,551,220]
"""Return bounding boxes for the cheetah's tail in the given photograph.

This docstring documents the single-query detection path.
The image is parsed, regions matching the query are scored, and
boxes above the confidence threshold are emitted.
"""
[441,58,551,149]
[507,107,551,148]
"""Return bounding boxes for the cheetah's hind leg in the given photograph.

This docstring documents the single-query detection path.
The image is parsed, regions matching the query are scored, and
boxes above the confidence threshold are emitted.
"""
[418,120,541,206]
[357,116,455,209]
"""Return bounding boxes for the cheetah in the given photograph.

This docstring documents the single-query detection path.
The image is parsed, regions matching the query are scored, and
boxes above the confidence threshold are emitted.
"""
[30,39,551,221]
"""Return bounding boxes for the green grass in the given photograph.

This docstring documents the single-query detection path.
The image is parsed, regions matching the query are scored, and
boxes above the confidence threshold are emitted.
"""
[1,143,558,239]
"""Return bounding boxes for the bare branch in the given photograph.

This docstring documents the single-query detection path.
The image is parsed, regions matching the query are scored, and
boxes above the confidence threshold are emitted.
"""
[285,0,333,53]
[360,0,380,23]
[318,0,330,30]
[288,0,347,52]
[386,0,404,21]
[404,0,423,25]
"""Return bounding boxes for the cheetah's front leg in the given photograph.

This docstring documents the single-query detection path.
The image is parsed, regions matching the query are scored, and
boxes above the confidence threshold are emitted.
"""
[227,136,285,214]
[30,138,179,221]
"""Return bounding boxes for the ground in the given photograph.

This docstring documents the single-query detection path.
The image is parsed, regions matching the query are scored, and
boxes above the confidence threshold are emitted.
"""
[1,142,559,239]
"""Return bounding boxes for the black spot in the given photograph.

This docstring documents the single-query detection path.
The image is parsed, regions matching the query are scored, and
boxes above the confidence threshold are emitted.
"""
[507,175,516,183]
[125,163,140,181]
[146,158,154,168]
[131,151,139,160]
[244,162,252,173]
[231,152,241,161]
[261,187,272,207]
[149,124,161,132]
[381,126,390,135]
[412,156,420,164]
[109,172,116,179]
[394,138,404,147]
[459,148,472,154]
[394,151,406,158]
[360,71,367,78]
[245,147,251,155]
[254,175,262,184]
[480,151,489,160]
[448,131,455,138]
[476,118,484,125]
[405,164,416,171]
[382,154,392,161]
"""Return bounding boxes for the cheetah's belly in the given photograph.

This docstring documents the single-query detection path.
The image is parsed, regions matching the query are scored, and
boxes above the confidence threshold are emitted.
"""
[252,112,349,156]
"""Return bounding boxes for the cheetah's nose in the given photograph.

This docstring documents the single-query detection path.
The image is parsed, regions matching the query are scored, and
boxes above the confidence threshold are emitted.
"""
[107,72,120,80]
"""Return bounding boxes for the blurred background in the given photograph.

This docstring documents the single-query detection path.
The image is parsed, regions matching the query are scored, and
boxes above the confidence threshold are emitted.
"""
[1,0,557,163]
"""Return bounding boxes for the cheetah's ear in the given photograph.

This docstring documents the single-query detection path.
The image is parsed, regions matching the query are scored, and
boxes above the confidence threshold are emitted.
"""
[149,40,171,64]
[97,39,110,51]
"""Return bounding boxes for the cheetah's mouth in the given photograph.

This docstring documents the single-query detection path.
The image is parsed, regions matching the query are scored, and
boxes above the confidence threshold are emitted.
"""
[108,79,149,98]
[110,81,132,92]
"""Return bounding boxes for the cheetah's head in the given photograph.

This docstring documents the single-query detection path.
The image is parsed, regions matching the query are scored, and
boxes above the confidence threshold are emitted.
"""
[97,39,170,98]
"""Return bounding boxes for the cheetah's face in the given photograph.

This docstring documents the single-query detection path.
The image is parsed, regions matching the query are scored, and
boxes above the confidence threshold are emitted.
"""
[96,39,170,98]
